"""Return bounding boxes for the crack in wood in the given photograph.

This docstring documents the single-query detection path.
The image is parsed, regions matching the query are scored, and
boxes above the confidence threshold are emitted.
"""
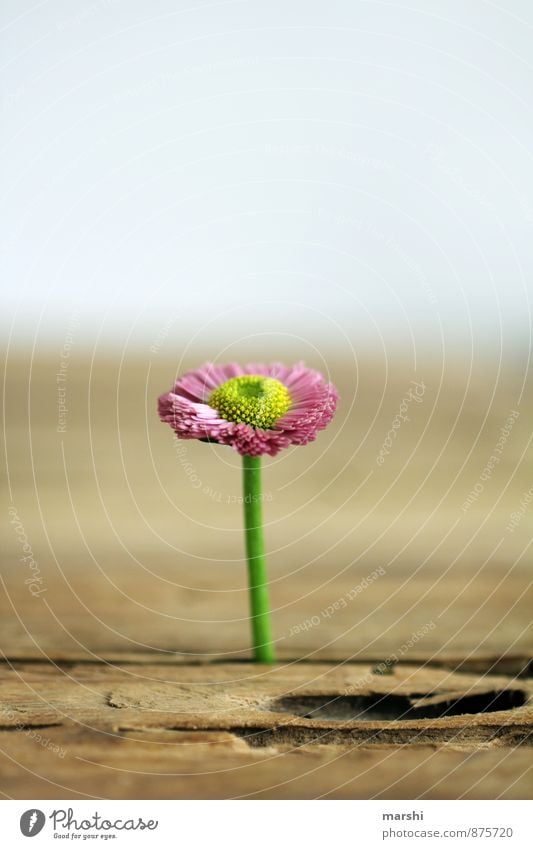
[230,724,533,748]
[0,722,62,732]
[268,690,528,722]
[1,654,531,675]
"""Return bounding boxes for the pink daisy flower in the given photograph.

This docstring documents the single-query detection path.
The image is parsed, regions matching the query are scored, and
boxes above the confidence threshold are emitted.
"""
[158,361,339,456]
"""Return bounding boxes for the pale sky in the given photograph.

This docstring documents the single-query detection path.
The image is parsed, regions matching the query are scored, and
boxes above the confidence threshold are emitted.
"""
[2,0,532,358]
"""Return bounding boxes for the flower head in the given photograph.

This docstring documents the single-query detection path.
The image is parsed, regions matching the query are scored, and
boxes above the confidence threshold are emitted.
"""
[158,362,338,456]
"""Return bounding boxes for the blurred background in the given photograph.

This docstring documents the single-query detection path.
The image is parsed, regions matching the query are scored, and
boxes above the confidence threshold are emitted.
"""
[1,0,532,662]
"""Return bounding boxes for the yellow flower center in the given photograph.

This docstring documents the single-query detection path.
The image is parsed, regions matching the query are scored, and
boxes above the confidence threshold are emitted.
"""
[209,375,291,429]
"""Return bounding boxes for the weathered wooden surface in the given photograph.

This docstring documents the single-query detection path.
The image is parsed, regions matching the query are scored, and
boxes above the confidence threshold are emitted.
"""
[1,353,532,797]
[0,659,531,799]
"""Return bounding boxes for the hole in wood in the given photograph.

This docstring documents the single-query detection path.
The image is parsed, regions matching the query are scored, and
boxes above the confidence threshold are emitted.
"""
[270,689,527,722]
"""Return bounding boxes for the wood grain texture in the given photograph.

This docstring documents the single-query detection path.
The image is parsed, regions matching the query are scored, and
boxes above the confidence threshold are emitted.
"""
[0,660,531,799]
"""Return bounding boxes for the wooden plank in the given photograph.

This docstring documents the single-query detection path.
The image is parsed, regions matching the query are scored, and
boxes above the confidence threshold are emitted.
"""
[1,725,532,800]
[0,661,531,799]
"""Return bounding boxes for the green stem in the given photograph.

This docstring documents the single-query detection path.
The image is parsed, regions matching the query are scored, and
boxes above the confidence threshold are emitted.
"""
[242,455,276,663]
